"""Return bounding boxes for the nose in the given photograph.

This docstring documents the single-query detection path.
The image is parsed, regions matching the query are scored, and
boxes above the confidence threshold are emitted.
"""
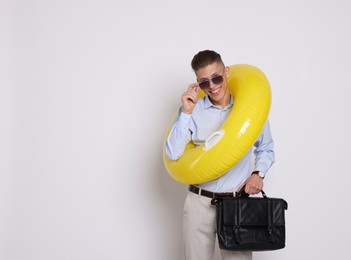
[209,80,216,88]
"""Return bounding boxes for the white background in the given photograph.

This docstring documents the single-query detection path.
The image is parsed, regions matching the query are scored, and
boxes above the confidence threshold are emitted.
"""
[1,0,351,259]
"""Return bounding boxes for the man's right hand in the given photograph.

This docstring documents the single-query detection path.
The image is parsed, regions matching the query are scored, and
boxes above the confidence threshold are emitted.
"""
[181,83,200,114]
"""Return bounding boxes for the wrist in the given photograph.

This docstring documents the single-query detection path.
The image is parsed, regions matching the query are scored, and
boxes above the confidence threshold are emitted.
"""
[252,171,265,179]
[181,107,193,114]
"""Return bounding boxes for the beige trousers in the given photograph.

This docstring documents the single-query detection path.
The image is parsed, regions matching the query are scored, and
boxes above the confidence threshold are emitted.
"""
[183,191,252,260]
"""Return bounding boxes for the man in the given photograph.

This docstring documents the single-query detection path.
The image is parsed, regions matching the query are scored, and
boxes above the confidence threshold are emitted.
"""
[165,50,275,260]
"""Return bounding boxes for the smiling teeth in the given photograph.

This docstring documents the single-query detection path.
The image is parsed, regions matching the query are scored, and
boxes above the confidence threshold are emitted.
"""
[211,88,220,94]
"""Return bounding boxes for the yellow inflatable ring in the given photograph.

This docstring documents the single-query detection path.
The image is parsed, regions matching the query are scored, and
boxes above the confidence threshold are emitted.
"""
[163,64,271,184]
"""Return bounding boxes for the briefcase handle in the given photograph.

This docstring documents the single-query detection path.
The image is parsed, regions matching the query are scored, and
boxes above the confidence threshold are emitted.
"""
[235,185,267,198]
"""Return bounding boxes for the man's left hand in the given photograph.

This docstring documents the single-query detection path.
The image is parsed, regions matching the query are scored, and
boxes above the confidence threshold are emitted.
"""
[244,174,264,195]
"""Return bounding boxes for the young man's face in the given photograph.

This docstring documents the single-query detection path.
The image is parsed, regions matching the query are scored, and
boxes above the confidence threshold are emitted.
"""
[195,62,230,108]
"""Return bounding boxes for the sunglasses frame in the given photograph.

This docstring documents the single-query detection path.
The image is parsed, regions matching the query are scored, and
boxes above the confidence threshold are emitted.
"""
[197,74,224,90]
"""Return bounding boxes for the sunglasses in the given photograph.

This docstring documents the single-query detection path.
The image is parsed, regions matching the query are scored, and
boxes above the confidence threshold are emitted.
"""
[198,74,224,90]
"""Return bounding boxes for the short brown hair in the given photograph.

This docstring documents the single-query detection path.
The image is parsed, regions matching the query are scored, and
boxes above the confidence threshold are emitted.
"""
[191,50,224,71]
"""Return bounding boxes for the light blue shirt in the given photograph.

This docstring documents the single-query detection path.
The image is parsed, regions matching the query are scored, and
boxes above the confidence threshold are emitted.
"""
[165,95,275,192]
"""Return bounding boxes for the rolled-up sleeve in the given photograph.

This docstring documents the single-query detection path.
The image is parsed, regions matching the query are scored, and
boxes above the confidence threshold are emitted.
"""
[165,110,192,160]
[253,120,275,174]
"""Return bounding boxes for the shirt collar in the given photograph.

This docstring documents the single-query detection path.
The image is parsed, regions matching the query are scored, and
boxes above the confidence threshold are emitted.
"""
[204,95,234,110]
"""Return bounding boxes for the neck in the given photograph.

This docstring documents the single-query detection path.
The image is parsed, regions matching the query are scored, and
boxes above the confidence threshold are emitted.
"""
[210,93,231,109]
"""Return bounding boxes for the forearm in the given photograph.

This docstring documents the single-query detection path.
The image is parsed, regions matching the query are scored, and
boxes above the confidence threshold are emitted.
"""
[254,150,275,173]
[254,121,275,174]
[164,110,192,160]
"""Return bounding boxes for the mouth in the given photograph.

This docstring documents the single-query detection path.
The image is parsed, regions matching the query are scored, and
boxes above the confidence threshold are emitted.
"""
[209,86,221,95]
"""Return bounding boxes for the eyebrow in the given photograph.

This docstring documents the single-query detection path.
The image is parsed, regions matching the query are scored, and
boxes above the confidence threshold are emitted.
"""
[198,72,221,81]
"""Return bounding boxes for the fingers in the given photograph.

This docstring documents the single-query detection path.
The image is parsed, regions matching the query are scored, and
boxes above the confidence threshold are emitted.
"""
[245,185,261,195]
[181,83,200,114]
[189,83,200,95]
[244,175,264,195]
[186,83,200,100]
[182,89,198,103]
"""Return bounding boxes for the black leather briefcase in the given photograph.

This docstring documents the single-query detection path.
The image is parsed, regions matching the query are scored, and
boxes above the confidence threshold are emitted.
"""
[211,189,288,251]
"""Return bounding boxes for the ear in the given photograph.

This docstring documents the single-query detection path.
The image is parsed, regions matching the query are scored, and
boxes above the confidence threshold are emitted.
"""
[224,66,230,78]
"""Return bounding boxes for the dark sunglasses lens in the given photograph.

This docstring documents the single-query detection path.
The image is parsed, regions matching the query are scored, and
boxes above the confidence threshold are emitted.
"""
[199,80,210,89]
[212,75,224,85]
